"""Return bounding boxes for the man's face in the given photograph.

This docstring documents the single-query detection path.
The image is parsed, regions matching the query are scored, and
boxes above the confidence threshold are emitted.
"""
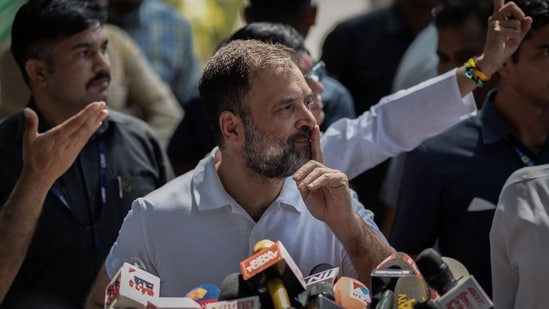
[504,25,549,105]
[42,25,111,108]
[437,17,486,74]
[242,64,316,178]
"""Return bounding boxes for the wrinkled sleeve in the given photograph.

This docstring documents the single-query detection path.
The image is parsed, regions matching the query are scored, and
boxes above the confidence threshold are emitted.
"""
[490,187,518,309]
[322,69,476,179]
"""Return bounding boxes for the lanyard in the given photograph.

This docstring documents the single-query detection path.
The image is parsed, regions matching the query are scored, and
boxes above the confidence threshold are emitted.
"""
[510,143,536,167]
[51,138,108,211]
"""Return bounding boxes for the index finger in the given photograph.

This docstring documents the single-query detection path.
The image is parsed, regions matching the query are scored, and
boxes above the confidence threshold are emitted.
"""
[494,0,504,13]
[310,125,323,163]
[61,101,108,137]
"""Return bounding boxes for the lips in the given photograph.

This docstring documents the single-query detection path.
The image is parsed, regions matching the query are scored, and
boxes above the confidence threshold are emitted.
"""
[89,77,110,88]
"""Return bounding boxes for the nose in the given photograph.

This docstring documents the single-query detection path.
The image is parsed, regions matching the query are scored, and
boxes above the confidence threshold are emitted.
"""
[296,99,317,129]
[94,50,111,72]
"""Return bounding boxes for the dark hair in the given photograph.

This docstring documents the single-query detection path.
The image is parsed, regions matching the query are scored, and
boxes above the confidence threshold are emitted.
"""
[248,0,311,23]
[228,22,307,54]
[433,0,492,30]
[10,0,107,84]
[511,0,549,62]
[199,40,298,147]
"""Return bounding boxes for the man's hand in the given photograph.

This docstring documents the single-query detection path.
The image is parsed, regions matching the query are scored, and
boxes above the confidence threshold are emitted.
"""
[292,125,353,225]
[476,0,532,75]
[21,101,108,186]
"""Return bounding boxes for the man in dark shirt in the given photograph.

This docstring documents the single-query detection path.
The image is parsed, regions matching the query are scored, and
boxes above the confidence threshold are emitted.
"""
[321,0,439,227]
[0,0,173,307]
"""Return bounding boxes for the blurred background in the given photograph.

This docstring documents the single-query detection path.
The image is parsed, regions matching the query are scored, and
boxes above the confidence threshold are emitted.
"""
[0,0,390,62]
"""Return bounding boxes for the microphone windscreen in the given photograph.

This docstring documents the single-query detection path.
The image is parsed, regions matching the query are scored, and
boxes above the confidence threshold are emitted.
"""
[415,248,456,295]
[393,276,429,308]
[184,283,220,307]
[333,276,371,309]
[441,256,469,280]
[307,281,335,300]
[309,264,335,276]
[218,273,256,301]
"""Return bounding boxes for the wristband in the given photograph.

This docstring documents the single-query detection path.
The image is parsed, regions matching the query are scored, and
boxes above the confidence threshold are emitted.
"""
[463,58,491,88]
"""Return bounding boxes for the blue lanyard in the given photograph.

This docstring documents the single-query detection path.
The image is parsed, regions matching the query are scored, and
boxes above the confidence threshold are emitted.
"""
[51,138,108,211]
[510,143,536,167]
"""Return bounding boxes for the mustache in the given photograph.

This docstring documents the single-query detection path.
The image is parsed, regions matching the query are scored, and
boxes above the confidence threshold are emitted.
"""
[86,71,111,88]
[288,126,312,143]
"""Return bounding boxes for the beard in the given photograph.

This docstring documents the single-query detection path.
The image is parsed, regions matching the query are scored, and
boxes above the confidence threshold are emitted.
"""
[243,117,312,179]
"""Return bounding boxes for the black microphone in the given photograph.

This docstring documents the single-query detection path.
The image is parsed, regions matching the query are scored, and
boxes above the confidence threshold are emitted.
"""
[415,248,493,309]
[415,248,456,295]
[303,281,343,309]
[296,264,342,309]
[209,272,262,309]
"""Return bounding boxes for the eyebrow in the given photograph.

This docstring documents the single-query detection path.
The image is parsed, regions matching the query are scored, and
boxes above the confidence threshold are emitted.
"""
[71,38,109,51]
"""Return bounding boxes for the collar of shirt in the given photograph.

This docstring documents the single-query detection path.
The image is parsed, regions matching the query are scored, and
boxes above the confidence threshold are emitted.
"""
[191,148,305,217]
[478,89,514,145]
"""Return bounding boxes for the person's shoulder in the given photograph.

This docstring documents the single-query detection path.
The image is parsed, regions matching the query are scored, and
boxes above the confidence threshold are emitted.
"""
[504,165,549,190]
[0,110,24,141]
[418,115,480,150]
[132,172,194,218]
[137,172,194,213]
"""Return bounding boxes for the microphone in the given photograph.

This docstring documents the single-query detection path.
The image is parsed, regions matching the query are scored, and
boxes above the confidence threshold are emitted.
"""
[296,264,343,309]
[415,249,456,296]
[145,297,201,309]
[184,284,220,308]
[240,240,306,309]
[204,296,261,309]
[218,273,257,301]
[304,265,340,287]
[393,275,429,308]
[302,281,343,309]
[332,276,371,309]
[374,290,393,309]
[415,248,492,309]
[105,260,161,308]
[370,252,422,307]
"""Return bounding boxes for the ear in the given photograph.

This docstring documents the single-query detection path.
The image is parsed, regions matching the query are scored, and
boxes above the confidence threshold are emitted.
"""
[219,111,244,146]
[244,5,255,24]
[307,4,317,27]
[25,59,49,86]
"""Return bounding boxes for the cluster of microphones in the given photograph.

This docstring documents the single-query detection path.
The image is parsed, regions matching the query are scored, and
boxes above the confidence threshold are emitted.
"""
[105,240,493,309]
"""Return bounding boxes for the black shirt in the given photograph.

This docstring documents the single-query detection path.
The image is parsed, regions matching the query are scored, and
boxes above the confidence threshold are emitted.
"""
[0,102,174,308]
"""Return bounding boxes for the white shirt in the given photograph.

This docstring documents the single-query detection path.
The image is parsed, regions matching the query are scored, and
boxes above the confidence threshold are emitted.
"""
[490,164,549,309]
[105,149,386,295]
[322,68,476,179]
